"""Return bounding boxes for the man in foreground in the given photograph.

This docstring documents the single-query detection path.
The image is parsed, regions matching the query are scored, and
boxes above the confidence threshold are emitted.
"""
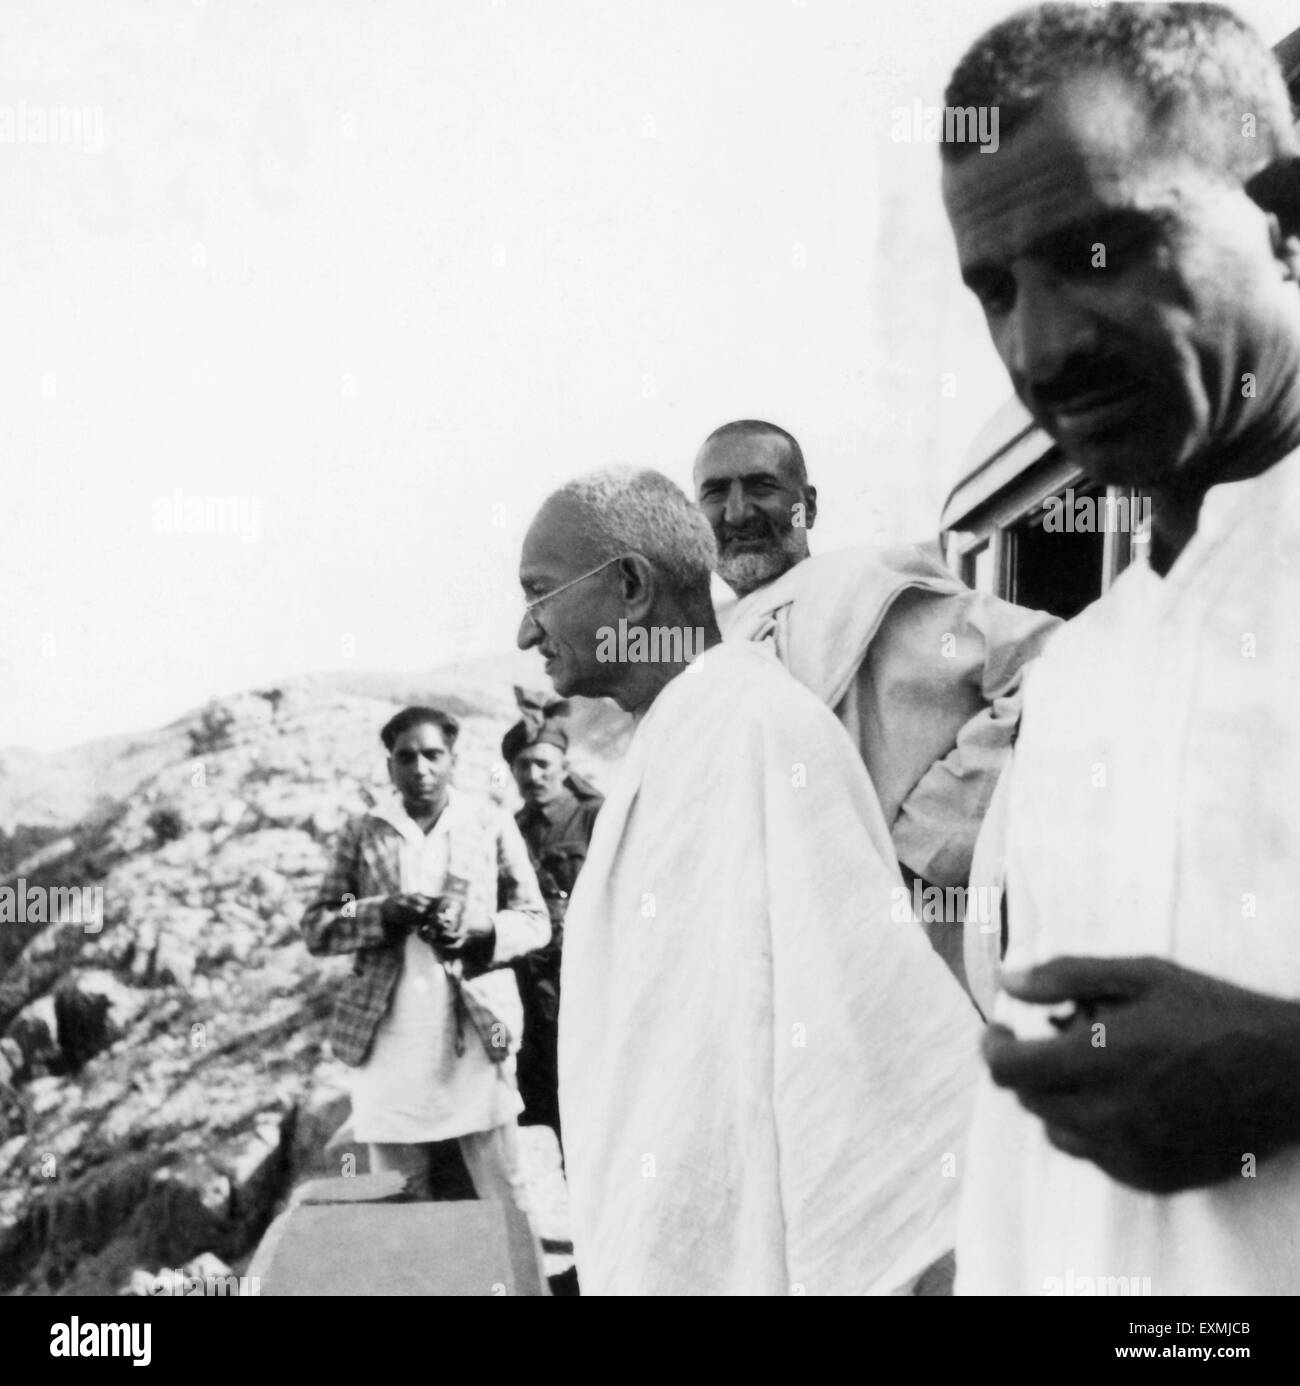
[694,419,1059,977]
[301,706,549,1214]
[940,1,1300,1293]
[517,466,981,1295]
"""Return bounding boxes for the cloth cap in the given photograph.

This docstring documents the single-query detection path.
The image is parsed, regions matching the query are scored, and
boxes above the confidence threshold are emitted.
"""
[502,686,570,764]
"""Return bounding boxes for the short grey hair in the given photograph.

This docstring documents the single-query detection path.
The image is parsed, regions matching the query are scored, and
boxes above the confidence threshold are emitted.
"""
[699,420,809,488]
[943,3,1298,178]
[550,467,717,607]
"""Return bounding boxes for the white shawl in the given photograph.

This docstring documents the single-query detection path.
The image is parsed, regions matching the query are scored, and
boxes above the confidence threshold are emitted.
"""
[560,642,981,1295]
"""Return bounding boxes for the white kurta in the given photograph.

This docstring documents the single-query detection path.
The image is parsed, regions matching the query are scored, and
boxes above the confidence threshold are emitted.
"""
[957,450,1300,1295]
[560,642,982,1295]
[349,794,522,1143]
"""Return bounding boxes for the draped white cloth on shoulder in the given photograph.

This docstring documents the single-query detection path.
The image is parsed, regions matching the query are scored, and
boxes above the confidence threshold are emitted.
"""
[559,641,981,1295]
[722,543,964,707]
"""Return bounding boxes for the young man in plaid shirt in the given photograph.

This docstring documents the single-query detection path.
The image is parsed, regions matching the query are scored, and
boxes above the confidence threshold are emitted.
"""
[301,706,549,1212]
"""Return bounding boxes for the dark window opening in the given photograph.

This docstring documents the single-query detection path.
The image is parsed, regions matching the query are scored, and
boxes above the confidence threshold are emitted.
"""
[1007,481,1107,620]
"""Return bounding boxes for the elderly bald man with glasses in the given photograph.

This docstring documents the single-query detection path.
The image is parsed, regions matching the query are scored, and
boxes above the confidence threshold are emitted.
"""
[515,466,980,1296]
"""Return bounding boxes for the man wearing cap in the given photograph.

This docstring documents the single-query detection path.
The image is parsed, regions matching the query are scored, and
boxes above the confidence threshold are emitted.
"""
[501,689,604,1146]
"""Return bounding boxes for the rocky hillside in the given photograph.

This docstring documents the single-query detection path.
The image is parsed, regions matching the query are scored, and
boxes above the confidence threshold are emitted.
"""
[0,675,630,1295]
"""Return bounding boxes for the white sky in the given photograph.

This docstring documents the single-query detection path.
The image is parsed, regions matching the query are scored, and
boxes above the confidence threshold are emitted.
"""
[2,0,1294,751]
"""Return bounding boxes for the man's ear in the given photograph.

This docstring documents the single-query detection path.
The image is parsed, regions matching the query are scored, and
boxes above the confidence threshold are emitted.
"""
[1247,158,1300,280]
[803,485,818,531]
[616,553,657,621]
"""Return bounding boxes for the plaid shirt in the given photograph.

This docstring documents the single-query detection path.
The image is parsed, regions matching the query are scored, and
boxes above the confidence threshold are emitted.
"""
[300,793,548,1066]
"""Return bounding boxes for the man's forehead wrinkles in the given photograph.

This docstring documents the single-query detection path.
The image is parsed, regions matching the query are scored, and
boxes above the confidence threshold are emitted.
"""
[699,434,787,466]
[703,465,780,483]
[947,87,1174,274]
[953,154,1138,273]
[522,500,598,576]
[518,545,563,583]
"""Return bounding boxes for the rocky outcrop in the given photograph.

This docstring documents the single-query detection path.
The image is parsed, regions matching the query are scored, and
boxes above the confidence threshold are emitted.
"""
[7,995,60,1078]
[54,971,147,1072]
[0,677,615,1295]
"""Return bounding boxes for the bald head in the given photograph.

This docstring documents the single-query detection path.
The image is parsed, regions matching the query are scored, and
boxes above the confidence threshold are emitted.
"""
[517,467,720,709]
[693,420,817,597]
[697,421,808,486]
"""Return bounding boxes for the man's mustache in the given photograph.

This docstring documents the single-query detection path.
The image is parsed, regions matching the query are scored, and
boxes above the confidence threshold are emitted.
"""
[1031,355,1144,410]
[718,518,777,545]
